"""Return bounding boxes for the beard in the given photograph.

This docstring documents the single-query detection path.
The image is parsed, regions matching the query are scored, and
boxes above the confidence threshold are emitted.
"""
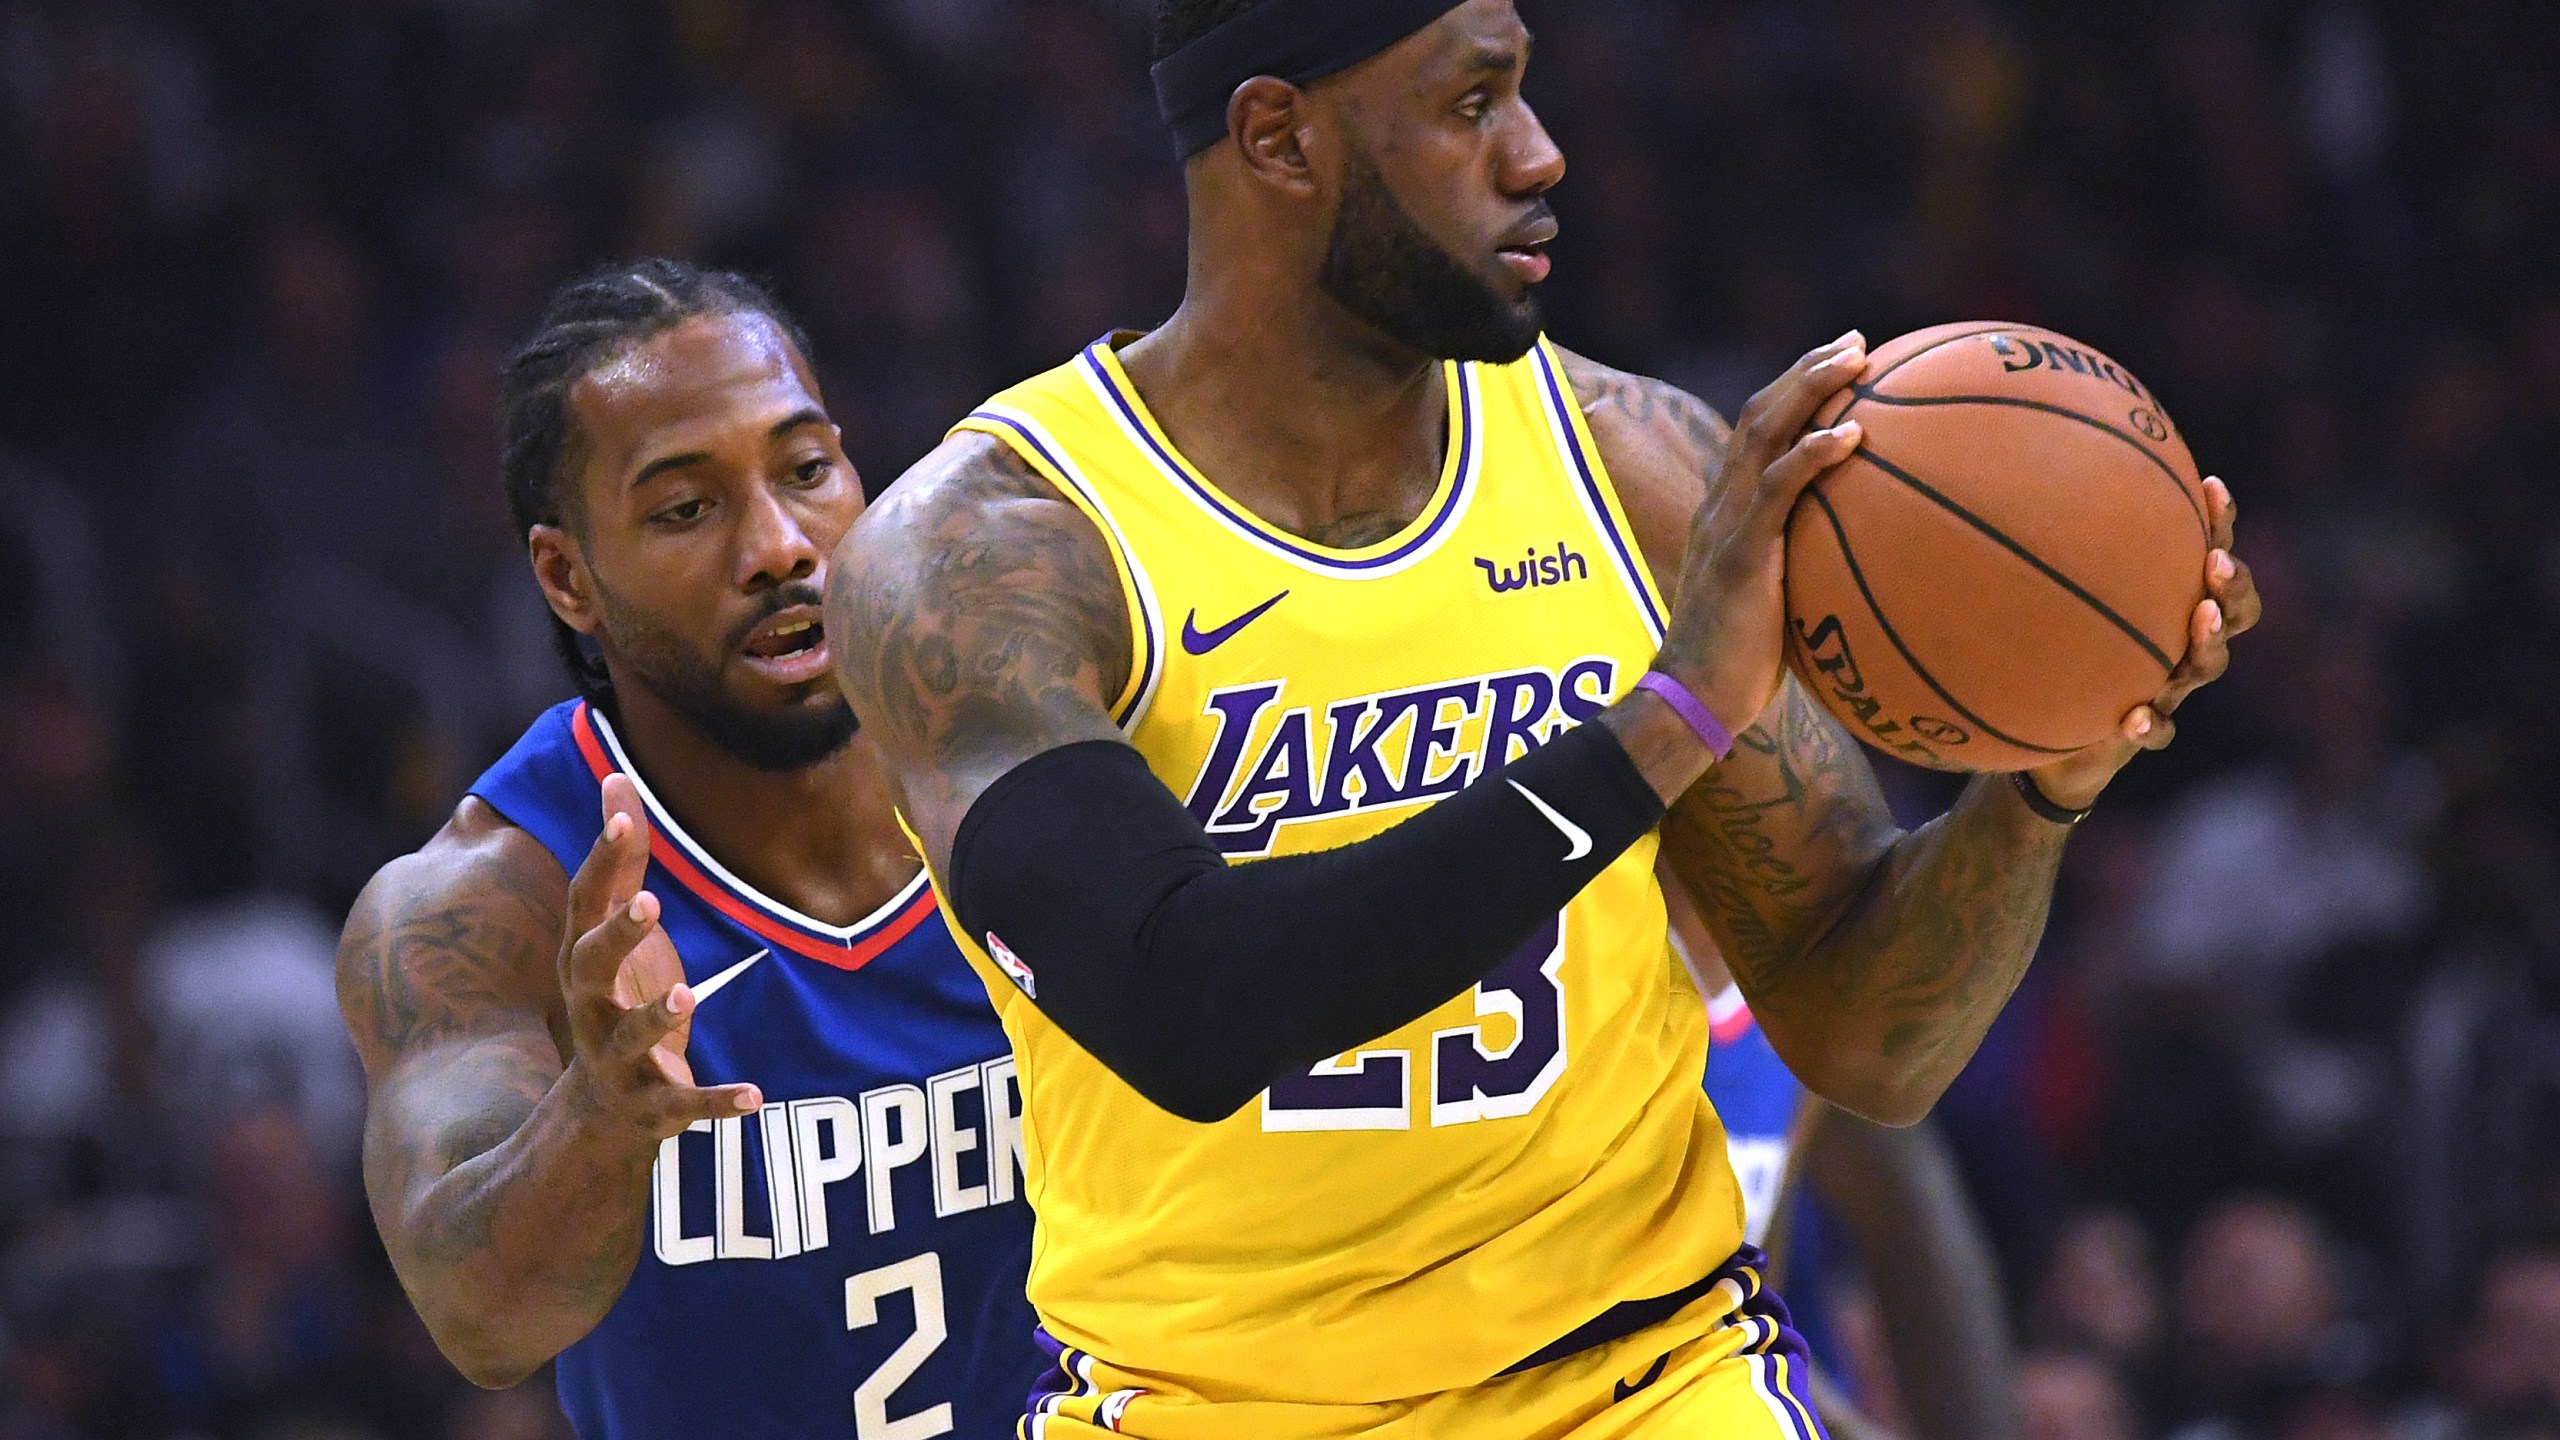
[599,579,858,773]
[1317,152,1547,364]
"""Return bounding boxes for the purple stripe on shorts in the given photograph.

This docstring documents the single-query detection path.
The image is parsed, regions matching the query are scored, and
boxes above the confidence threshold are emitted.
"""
[1733,1261,1827,1440]
[1021,1326,1075,1428]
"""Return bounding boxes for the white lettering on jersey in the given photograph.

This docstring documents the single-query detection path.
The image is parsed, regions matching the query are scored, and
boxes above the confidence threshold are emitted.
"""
[654,1120,718,1267]
[791,1097,862,1252]
[650,1057,1024,1267]
[714,1115,773,1261]
[862,1084,929,1235]
[927,1069,987,1217]
[982,1057,1024,1207]
[759,1103,805,1258]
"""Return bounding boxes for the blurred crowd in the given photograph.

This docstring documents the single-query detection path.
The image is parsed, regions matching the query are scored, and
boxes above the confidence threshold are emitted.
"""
[1,1,2555,1437]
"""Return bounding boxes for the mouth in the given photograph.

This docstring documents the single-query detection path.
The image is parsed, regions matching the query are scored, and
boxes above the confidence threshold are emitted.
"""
[740,607,832,686]
[1496,215,1560,286]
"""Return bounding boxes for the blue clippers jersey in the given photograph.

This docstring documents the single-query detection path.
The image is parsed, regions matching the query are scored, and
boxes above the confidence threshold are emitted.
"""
[1702,988,1809,1249]
[469,701,1041,1440]
[1703,987,1852,1388]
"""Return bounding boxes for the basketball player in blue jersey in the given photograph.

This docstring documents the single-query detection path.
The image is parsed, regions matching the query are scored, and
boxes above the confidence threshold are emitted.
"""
[1674,886,2019,1440]
[335,262,1042,1438]
[827,1,2262,1434]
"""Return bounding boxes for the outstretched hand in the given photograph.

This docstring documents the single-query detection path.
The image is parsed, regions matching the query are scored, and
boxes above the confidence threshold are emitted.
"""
[557,774,763,1140]
[2025,477,2261,811]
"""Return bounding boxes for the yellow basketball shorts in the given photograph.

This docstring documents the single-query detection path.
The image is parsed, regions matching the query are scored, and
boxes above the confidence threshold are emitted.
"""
[1016,1251,1829,1440]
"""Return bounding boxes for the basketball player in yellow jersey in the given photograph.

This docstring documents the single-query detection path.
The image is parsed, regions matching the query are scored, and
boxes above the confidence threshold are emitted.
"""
[829,0,2261,1433]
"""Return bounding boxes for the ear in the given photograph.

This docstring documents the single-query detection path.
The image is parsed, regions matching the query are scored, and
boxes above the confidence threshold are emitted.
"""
[528,524,603,638]
[1229,76,1321,197]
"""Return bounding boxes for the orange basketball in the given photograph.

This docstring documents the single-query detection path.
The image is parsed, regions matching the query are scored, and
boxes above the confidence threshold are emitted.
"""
[1783,323,2211,773]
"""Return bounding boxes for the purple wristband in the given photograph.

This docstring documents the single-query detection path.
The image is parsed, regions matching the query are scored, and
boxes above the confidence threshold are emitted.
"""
[1636,672,1737,762]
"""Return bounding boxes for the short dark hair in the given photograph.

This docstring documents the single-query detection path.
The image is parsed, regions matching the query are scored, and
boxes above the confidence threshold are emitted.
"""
[499,259,815,706]
[1153,0,1272,62]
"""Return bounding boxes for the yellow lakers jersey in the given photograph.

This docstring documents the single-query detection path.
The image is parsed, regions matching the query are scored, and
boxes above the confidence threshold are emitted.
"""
[939,337,1747,1406]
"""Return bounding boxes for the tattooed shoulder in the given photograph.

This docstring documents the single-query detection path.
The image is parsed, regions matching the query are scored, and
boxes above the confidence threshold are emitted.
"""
[826,433,1133,848]
[1554,346,1732,476]
[336,804,569,1069]
[1550,347,1733,587]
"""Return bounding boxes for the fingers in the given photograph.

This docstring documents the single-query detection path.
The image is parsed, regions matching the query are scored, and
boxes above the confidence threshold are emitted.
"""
[666,1082,766,1126]
[1753,420,1865,535]
[612,979,695,1057]
[2200,476,2263,635]
[2153,597,2230,712]
[2122,704,2177,753]
[2204,475,2238,552]
[632,1029,763,1123]
[567,775,652,938]
[2132,479,2259,725]
[1733,331,1868,475]
[571,980,763,1132]
[568,888,663,1016]
[2076,574,2224,782]
[622,1005,764,1117]
[2208,546,2262,638]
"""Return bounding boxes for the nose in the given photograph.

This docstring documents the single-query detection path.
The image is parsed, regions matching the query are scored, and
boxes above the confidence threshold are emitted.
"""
[734,486,822,590]
[1502,101,1566,199]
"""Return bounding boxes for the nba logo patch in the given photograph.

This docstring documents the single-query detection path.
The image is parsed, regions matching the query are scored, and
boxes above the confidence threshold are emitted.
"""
[987,933,1037,999]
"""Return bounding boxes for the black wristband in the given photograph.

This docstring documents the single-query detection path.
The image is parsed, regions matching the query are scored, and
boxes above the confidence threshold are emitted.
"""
[2009,771,2093,826]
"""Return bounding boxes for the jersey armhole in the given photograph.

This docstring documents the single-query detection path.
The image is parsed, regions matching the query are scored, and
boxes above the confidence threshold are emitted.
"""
[1530,339,1674,645]
[952,411,1165,731]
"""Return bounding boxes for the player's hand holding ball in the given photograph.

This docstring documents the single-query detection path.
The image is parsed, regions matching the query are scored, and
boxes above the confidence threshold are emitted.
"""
[1774,323,2260,812]
[558,774,763,1140]
[1649,331,1875,736]
[2018,472,2256,810]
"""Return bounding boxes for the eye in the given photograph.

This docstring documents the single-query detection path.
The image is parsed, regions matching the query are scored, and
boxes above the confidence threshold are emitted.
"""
[652,498,710,527]
[790,456,835,487]
[1456,91,1491,122]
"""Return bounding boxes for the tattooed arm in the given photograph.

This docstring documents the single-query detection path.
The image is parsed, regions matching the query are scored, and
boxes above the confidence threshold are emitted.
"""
[337,780,759,1386]
[1662,687,2064,1126]
[824,434,1133,870]
[1561,345,2256,1124]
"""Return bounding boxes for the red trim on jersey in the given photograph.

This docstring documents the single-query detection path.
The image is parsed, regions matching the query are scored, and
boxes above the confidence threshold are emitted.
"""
[1709,998,1758,1049]
[569,704,937,971]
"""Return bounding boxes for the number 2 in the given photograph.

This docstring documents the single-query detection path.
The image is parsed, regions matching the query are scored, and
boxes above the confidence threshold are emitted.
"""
[1263,916,1567,1131]
[845,1253,951,1440]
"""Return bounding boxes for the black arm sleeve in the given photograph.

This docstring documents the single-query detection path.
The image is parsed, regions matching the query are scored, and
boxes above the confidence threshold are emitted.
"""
[946,721,1666,1123]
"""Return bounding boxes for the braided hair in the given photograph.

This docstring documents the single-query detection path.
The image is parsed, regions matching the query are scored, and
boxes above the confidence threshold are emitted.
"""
[499,260,815,707]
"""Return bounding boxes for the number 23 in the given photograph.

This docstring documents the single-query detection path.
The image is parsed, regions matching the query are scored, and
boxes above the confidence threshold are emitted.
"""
[1263,916,1568,1131]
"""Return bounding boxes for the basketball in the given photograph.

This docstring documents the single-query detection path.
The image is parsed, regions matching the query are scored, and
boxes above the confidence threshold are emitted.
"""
[1783,323,2212,773]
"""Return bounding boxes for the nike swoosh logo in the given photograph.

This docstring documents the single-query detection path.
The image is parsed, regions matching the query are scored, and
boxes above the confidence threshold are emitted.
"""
[1182,592,1291,655]
[692,950,769,1003]
[1509,781,1593,862]
[1614,1353,1670,1403]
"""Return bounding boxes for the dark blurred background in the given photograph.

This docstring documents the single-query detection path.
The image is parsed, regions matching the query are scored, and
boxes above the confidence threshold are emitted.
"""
[3,1,2558,1438]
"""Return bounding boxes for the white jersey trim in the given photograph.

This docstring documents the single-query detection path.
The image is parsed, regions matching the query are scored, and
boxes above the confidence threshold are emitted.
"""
[588,708,930,941]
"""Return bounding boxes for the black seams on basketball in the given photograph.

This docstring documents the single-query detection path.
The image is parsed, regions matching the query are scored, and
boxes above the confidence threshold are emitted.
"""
[1783,322,2211,773]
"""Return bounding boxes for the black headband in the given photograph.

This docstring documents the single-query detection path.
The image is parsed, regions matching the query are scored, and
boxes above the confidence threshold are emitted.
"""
[1152,0,1465,160]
